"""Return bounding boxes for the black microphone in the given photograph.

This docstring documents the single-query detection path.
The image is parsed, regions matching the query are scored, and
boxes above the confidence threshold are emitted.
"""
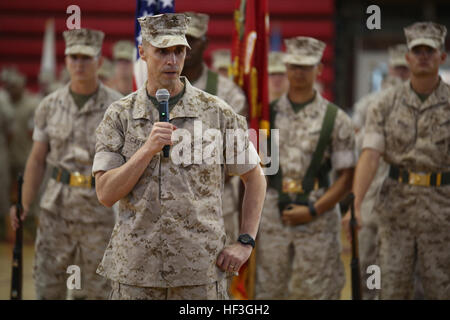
[156,88,170,158]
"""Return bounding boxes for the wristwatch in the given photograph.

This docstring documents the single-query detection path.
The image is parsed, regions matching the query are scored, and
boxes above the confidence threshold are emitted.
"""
[308,201,318,218]
[237,234,256,248]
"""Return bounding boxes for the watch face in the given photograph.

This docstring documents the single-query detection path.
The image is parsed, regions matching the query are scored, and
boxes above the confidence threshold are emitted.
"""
[238,234,254,247]
[240,234,251,243]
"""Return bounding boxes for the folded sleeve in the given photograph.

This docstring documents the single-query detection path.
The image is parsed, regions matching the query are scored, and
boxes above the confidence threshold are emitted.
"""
[330,109,357,171]
[92,105,126,175]
[362,96,387,153]
[32,99,49,142]
[224,111,260,176]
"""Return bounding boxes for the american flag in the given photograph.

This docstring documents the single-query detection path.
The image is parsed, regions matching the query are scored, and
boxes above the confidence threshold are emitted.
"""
[134,0,175,89]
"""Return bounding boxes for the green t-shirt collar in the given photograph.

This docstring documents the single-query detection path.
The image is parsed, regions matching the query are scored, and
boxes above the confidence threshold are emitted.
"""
[288,91,317,113]
[69,86,98,110]
[409,81,440,103]
[147,79,186,112]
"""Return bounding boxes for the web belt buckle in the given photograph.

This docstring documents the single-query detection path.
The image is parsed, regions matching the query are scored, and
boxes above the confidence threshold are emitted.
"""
[69,172,92,188]
[282,178,304,193]
[407,172,431,187]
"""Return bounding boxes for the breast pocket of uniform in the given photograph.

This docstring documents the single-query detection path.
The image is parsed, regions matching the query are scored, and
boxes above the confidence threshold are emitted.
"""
[122,134,145,160]
[178,130,223,196]
[385,114,416,153]
[432,117,450,159]
[47,119,73,154]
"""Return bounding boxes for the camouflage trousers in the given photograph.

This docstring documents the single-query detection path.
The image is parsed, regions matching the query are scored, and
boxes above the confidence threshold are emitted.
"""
[33,209,114,299]
[374,179,450,299]
[0,151,9,217]
[109,278,229,300]
[358,192,380,300]
[358,159,388,300]
[255,189,345,300]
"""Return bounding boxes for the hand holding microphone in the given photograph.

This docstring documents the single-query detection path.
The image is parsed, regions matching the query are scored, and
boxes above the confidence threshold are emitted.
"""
[156,88,171,158]
[144,89,176,157]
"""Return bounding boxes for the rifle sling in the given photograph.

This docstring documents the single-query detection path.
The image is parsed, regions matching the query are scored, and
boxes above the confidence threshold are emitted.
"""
[268,101,338,211]
[205,69,219,96]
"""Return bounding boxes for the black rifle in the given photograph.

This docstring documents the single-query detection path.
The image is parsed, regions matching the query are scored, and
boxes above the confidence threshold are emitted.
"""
[349,192,362,300]
[10,173,23,300]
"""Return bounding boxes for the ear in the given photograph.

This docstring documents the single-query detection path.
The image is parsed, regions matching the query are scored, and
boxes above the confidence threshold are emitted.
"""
[200,37,208,53]
[440,51,447,63]
[97,56,104,68]
[405,51,412,65]
[316,63,324,75]
[138,45,145,60]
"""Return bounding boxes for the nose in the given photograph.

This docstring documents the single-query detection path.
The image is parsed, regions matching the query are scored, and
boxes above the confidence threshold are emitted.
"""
[167,52,177,65]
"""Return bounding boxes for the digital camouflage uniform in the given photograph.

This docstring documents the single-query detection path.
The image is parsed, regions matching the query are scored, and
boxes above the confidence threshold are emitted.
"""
[0,67,41,239]
[0,90,13,227]
[93,75,258,299]
[363,79,450,299]
[191,63,247,244]
[255,92,356,299]
[8,91,41,180]
[352,45,408,299]
[255,37,356,300]
[352,90,389,300]
[211,49,231,76]
[362,22,450,300]
[31,28,122,300]
[268,51,289,103]
[32,80,121,299]
[185,12,248,245]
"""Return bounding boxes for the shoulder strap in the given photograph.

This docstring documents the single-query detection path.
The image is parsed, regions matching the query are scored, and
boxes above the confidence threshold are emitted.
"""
[301,103,338,193]
[205,70,219,96]
[269,99,279,131]
[267,98,280,188]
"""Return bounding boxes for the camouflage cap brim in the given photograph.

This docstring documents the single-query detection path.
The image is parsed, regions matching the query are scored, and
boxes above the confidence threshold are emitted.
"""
[114,52,134,61]
[65,45,99,57]
[184,12,209,39]
[148,34,191,49]
[283,54,320,66]
[268,65,287,74]
[186,27,205,39]
[389,57,408,67]
[213,62,230,70]
[408,38,441,50]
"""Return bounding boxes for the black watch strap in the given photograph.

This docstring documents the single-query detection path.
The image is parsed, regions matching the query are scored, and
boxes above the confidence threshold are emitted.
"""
[237,234,255,248]
[308,201,318,218]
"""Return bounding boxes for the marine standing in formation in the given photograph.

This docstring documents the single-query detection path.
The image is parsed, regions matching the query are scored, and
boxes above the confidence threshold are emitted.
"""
[350,44,410,300]
[350,22,450,299]
[255,36,356,299]
[10,28,122,299]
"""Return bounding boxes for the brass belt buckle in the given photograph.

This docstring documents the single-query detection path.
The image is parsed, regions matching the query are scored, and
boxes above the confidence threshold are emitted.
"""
[408,172,430,187]
[282,178,304,193]
[70,172,91,188]
[56,168,62,182]
[314,178,319,190]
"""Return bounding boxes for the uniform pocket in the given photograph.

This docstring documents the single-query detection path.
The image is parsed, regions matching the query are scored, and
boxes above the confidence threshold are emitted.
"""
[122,134,146,160]
[385,114,416,154]
[432,118,450,157]
[47,121,72,158]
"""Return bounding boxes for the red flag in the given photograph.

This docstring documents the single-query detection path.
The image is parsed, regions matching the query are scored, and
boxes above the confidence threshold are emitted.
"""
[230,0,269,300]
[231,0,269,136]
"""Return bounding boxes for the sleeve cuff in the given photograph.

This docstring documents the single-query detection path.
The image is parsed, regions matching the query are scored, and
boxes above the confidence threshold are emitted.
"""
[362,132,385,153]
[32,127,48,142]
[226,142,260,176]
[92,151,125,176]
[331,150,357,171]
